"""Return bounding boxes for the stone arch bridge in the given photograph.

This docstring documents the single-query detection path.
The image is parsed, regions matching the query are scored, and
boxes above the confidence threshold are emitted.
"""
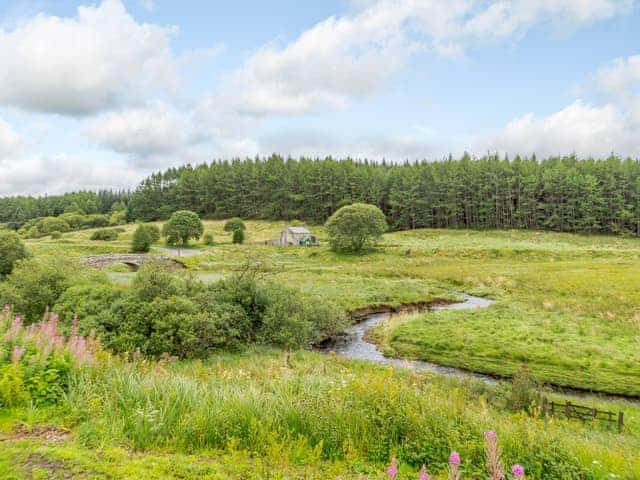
[83,254,186,271]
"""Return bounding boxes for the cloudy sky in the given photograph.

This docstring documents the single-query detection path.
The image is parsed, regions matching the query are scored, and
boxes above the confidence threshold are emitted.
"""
[0,0,639,195]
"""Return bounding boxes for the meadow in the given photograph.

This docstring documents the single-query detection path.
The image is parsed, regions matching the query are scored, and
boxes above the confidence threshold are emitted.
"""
[24,220,640,395]
[2,221,639,478]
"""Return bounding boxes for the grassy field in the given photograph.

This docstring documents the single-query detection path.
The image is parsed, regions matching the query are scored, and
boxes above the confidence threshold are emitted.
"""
[4,222,640,478]
[24,221,640,395]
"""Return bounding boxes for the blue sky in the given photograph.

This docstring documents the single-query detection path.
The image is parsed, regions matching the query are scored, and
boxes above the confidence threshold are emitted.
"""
[0,0,639,195]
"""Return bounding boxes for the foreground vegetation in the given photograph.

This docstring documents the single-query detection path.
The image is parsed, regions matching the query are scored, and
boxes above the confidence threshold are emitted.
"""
[1,308,638,479]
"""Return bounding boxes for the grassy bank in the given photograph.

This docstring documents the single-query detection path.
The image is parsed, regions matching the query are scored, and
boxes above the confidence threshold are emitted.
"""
[2,350,639,479]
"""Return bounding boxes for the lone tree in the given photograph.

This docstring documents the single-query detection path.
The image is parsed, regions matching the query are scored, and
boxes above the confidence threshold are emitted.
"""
[0,231,28,277]
[325,203,387,253]
[162,210,203,254]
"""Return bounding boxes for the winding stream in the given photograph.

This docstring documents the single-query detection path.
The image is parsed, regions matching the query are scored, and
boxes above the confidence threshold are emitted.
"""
[322,295,639,404]
[323,295,497,383]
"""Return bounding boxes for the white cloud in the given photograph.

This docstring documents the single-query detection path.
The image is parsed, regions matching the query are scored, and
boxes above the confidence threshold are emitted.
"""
[485,100,639,158]
[458,0,633,43]
[84,104,190,158]
[597,55,640,102]
[228,0,634,115]
[260,128,438,160]
[0,0,179,115]
[0,118,22,160]
[227,2,413,115]
[0,154,142,196]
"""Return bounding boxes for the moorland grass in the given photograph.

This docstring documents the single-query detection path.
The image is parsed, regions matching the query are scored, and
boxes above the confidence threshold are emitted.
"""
[23,223,640,395]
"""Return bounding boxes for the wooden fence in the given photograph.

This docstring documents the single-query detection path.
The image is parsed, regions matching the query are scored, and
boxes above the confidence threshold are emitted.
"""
[541,398,624,432]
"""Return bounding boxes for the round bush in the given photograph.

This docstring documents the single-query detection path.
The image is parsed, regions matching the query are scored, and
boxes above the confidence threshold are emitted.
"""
[325,203,388,253]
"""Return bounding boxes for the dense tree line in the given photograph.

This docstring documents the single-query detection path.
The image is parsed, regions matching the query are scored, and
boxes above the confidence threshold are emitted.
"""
[4,154,640,236]
[0,190,131,229]
[126,154,640,236]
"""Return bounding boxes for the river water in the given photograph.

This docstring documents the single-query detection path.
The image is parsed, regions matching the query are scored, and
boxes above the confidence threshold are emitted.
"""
[323,294,498,383]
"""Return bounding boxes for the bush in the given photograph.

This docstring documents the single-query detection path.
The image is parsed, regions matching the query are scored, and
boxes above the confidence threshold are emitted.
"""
[109,210,127,226]
[79,261,346,359]
[59,213,86,229]
[325,203,387,253]
[83,214,110,228]
[203,232,214,245]
[131,224,157,253]
[0,257,106,323]
[257,285,347,349]
[50,231,63,239]
[131,262,181,302]
[32,217,71,237]
[90,228,120,241]
[224,217,246,232]
[53,283,125,336]
[162,211,203,249]
[232,228,245,244]
[141,224,161,243]
[508,365,542,413]
[0,231,28,277]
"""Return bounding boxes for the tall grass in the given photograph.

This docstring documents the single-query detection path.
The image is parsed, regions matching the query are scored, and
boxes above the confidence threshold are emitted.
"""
[63,351,638,479]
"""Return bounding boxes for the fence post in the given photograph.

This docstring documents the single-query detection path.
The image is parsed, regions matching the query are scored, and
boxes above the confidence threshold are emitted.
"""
[618,412,624,433]
[541,397,548,417]
[565,401,572,419]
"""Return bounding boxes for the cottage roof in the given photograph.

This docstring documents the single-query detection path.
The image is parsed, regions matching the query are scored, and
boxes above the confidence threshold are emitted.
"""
[286,226,311,234]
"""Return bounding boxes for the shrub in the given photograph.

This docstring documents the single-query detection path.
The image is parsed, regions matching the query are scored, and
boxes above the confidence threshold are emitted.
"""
[203,232,214,245]
[79,262,346,358]
[162,211,203,249]
[90,228,120,241]
[224,217,246,232]
[109,210,127,226]
[59,213,86,229]
[0,231,28,277]
[131,262,181,302]
[232,228,245,244]
[83,214,110,228]
[50,231,63,239]
[53,283,125,336]
[257,285,348,349]
[34,217,71,236]
[131,225,154,253]
[141,224,161,243]
[0,257,106,323]
[325,203,387,253]
[508,365,542,413]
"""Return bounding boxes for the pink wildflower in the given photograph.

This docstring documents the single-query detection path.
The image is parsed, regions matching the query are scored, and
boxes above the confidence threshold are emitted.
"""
[449,451,461,480]
[11,345,26,365]
[386,457,398,479]
[512,464,525,478]
[485,430,505,480]
[485,430,497,441]
[419,464,430,480]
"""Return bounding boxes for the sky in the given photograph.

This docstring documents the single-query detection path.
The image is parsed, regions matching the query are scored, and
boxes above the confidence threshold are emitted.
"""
[0,0,639,196]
